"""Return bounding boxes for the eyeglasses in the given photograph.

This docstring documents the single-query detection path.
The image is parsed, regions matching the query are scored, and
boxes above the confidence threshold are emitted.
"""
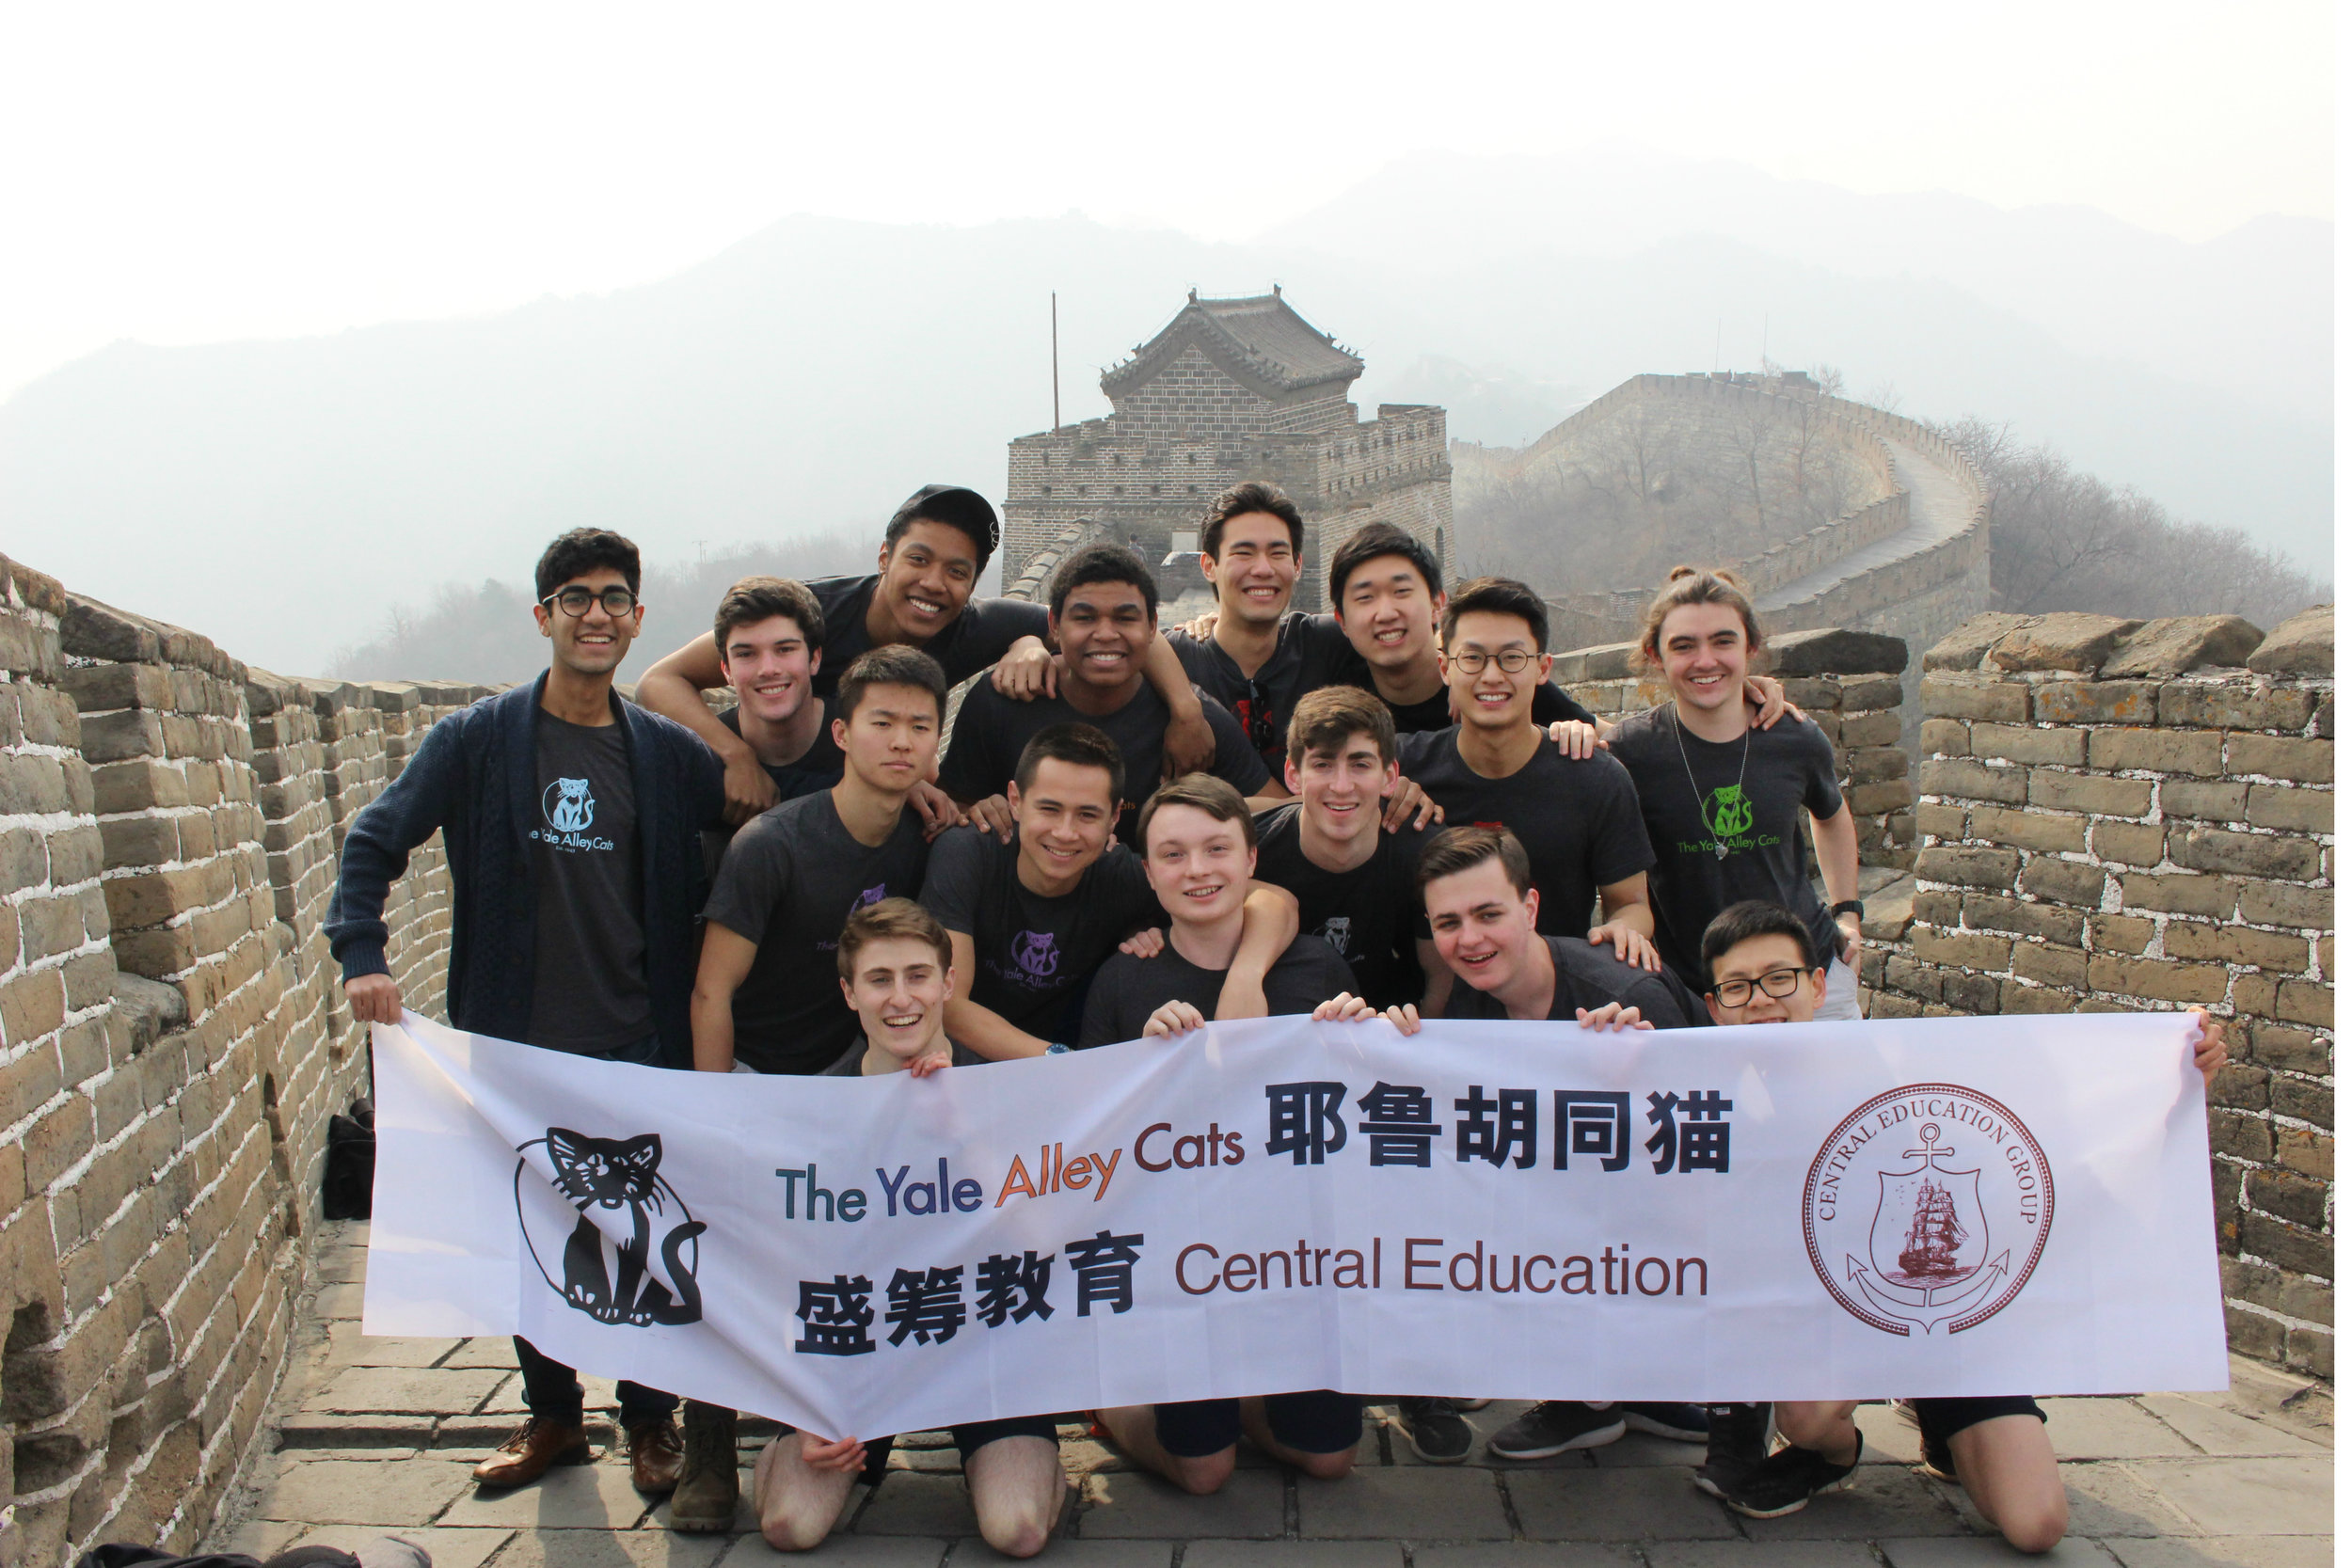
[1446,649,1534,674]
[1708,967,1806,1007]
[543,587,640,618]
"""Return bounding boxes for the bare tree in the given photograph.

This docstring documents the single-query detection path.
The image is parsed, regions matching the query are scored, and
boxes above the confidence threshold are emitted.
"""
[1935,418,2328,626]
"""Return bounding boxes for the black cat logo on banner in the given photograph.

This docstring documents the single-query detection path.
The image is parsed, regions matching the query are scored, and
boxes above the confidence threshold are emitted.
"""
[516,1129,707,1326]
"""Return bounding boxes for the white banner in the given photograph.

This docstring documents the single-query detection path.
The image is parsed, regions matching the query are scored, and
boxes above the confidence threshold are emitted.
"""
[365,1010,2226,1439]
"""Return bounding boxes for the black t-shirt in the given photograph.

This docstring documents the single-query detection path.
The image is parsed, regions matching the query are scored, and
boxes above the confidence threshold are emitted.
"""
[1168,612,1364,772]
[938,680,1270,845]
[1396,728,1655,937]
[919,828,1160,1037]
[719,703,843,801]
[1077,933,1356,1048]
[1250,804,1430,1009]
[1604,704,1847,991]
[1381,679,1596,736]
[1440,935,1704,1028]
[524,716,654,1053]
[701,790,930,1074]
[803,576,1050,698]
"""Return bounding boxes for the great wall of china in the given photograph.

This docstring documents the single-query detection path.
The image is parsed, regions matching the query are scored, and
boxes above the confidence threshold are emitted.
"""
[0,310,2331,1559]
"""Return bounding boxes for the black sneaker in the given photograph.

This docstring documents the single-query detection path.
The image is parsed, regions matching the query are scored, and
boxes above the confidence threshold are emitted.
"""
[1693,1403,1772,1498]
[1486,1402,1626,1459]
[1396,1398,1473,1464]
[1620,1402,1708,1443]
[1720,1435,1859,1519]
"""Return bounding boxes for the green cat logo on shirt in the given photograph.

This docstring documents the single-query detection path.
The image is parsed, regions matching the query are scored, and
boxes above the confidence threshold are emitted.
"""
[1707,784,1755,839]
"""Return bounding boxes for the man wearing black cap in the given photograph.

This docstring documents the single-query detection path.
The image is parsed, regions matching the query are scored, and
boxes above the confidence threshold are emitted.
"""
[640,484,1217,823]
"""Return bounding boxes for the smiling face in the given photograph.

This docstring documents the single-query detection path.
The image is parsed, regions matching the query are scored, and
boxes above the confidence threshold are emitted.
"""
[1285,730,1395,849]
[839,935,954,1062]
[1444,609,1549,732]
[874,520,982,642]
[534,566,643,676]
[1338,553,1444,673]
[1422,856,1541,993]
[719,613,817,724]
[1009,757,1119,887]
[1704,932,1824,1025]
[832,682,941,796]
[1050,579,1156,696]
[1203,511,1300,628]
[1142,802,1257,928]
[1658,602,1754,717]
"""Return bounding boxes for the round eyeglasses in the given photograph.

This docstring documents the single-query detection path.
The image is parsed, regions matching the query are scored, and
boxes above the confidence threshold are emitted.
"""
[1708,967,1806,1008]
[543,586,640,618]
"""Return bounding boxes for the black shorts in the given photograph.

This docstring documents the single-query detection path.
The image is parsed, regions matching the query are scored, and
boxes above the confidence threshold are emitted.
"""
[1910,1395,2045,1460]
[787,1414,1063,1483]
[1153,1392,1363,1460]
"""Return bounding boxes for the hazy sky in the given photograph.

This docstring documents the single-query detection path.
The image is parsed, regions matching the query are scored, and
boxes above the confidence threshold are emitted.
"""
[0,1,2331,403]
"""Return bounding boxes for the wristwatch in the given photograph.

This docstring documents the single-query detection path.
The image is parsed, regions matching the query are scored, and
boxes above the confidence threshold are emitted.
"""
[1831,899,1867,921]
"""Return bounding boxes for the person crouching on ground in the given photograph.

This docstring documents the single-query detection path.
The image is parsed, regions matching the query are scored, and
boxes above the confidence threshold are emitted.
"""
[1691,898,2226,1549]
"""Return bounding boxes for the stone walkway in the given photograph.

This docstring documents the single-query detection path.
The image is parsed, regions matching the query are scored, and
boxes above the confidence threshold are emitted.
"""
[208,1224,2333,1568]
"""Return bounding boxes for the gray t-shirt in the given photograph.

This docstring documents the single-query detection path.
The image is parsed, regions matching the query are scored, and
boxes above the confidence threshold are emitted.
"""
[524,714,653,1053]
[819,1038,987,1074]
[1604,705,1846,992]
[919,827,1159,1038]
[1078,933,1355,1049]
[1439,935,1704,1029]
[702,790,930,1075]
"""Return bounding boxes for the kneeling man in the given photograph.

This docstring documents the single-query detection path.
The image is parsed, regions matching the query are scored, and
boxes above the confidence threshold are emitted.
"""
[754,899,1066,1556]
[1694,898,2227,1550]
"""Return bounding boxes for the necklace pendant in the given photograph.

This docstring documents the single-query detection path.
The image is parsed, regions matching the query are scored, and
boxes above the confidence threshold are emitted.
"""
[1713,842,1729,862]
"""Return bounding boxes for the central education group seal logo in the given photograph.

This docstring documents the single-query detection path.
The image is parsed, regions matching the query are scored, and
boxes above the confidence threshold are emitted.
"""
[1803,1085,2054,1337]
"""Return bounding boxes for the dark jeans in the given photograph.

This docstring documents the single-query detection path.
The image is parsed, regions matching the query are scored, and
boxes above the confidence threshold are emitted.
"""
[516,1032,677,1428]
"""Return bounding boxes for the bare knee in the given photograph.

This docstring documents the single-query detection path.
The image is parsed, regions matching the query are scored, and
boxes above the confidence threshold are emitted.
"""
[1168,1451,1235,1495]
[980,1506,1055,1560]
[759,1514,834,1553]
[1996,1497,2069,1554]
[1295,1449,1357,1482]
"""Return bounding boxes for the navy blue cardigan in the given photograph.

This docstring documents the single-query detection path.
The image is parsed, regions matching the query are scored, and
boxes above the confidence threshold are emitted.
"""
[326,674,726,1066]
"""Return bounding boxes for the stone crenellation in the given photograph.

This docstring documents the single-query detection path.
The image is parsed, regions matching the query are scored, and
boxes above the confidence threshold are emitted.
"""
[1858,607,2336,1379]
[0,549,494,1567]
[1003,292,1453,612]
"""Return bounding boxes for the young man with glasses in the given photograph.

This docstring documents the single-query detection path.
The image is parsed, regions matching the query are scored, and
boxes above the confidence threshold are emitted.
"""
[1692,900,2227,1545]
[328,529,725,1497]
[1394,578,1661,970]
[1325,824,1704,1463]
[637,483,1218,824]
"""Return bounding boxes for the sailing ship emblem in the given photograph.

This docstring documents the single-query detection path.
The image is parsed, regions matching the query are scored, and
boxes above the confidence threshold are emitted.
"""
[1802,1085,2055,1338]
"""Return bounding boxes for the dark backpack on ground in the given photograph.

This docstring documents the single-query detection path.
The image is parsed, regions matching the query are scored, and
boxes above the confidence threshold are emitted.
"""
[323,1099,375,1220]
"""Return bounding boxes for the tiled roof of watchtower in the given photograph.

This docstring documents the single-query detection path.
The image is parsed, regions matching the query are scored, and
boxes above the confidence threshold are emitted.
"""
[1102,288,1365,398]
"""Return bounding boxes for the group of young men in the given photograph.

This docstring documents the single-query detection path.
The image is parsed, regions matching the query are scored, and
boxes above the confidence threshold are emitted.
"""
[328,481,2227,1559]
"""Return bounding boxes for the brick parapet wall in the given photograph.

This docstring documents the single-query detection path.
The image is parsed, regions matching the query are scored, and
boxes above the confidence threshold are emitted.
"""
[1858,608,2336,1379]
[0,548,494,1567]
[1552,627,1918,871]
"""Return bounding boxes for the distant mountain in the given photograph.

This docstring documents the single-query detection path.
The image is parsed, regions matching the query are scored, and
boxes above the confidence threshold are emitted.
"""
[2,160,2328,675]
[1261,145,2332,426]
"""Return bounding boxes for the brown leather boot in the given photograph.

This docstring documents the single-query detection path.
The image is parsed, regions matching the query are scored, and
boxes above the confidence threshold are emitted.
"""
[667,1401,740,1531]
[472,1417,591,1487]
[627,1412,687,1494]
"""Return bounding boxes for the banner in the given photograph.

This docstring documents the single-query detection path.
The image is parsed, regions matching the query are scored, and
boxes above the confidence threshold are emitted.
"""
[365,1010,2227,1439]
